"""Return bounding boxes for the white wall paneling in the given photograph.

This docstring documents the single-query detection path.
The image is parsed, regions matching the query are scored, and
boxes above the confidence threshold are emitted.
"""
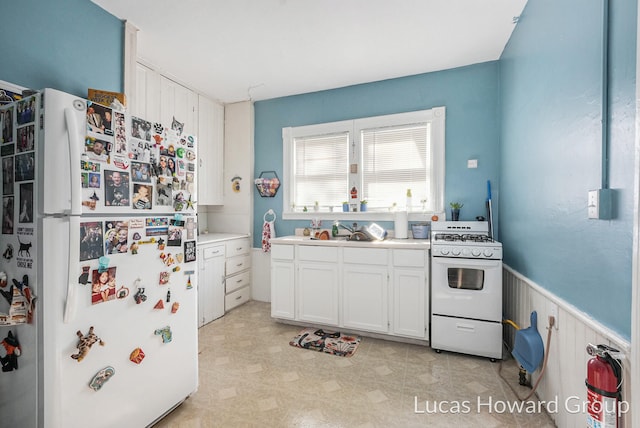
[503,266,631,427]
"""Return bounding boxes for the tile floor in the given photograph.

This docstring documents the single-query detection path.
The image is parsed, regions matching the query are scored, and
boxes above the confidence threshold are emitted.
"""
[155,301,555,427]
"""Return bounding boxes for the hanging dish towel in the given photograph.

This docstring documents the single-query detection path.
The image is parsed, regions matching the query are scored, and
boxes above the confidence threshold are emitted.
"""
[262,209,277,252]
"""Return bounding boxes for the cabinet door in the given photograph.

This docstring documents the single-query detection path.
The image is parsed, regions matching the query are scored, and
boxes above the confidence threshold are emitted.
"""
[133,63,160,123]
[297,262,339,325]
[198,96,224,205]
[160,76,198,135]
[271,260,295,319]
[342,265,389,333]
[198,245,225,327]
[392,268,427,338]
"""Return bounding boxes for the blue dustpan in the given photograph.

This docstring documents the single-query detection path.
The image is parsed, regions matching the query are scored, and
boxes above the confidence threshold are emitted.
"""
[512,311,544,373]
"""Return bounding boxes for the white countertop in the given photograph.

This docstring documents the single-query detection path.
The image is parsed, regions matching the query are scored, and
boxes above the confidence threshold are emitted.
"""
[197,232,251,245]
[270,235,430,249]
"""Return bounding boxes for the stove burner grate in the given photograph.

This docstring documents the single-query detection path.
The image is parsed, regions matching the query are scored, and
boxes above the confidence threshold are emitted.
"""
[434,233,493,243]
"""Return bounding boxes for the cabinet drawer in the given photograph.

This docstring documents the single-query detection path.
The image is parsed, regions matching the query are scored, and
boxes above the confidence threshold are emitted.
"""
[298,246,338,262]
[392,249,425,267]
[225,286,250,311]
[271,244,294,260]
[225,270,251,294]
[343,247,388,265]
[225,238,251,257]
[226,254,251,276]
[203,245,225,259]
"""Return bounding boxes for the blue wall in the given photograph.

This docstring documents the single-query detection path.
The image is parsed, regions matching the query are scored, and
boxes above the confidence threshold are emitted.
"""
[1,0,123,97]
[254,62,502,246]
[500,0,636,338]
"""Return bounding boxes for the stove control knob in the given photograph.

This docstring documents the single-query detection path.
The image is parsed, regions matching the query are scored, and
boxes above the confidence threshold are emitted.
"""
[483,249,494,258]
[440,248,449,256]
[451,248,461,256]
[471,249,481,257]
[462,248,470,257]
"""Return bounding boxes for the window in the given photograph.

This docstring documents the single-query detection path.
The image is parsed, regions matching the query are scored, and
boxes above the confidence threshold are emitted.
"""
[283,107,445,217]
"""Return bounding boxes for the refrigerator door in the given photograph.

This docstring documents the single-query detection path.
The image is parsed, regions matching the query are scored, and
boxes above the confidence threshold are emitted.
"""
[40,88,198,217]
[42,214,199,428]
[0,95,40,427]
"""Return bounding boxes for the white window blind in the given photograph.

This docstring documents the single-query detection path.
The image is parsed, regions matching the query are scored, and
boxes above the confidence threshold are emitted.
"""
[282,107,445,217]
[293,132,349,207]
[361,123,431,210]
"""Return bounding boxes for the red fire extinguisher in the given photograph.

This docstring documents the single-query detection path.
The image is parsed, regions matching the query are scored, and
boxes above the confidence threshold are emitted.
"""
[585,344,622,428]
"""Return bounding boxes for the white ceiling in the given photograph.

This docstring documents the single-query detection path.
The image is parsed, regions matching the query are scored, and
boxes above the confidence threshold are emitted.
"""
[92,0,527,104]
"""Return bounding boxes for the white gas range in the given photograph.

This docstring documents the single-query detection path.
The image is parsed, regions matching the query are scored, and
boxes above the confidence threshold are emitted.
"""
[430,221,502,260]
[430,221,503,360]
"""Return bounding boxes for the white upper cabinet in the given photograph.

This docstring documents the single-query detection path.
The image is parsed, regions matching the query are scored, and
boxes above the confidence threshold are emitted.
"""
[131,62,224,206]
[198,96,224,205]
[160,76,198,135]
[133,63,160,123]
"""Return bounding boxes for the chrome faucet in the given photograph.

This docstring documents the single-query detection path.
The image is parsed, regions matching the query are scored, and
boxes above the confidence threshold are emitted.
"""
[334,222,357,234]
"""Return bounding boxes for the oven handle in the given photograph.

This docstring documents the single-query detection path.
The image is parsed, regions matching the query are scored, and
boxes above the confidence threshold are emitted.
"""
[431,257,502,268]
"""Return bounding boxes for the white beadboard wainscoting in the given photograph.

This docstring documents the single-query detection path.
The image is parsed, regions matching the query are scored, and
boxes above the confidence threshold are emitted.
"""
[503,265,632,428]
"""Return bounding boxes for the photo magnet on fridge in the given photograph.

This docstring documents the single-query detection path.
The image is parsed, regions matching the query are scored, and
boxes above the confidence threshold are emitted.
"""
[1,106,14,144]
[86,102,113,136]
[2,196,14,235]
[79,221,103,261]
[104,170,130,207]
[131,117,152,142]
[184,241,196,263]
[16,98,35,125]
[14,152,34,182]
[132,184,152,210]
[18,182,33,223]
[16,124,34,153]
[2,156,14,195]
[91,267,117,305]
[104,220,128,254]
[85,137,110,162]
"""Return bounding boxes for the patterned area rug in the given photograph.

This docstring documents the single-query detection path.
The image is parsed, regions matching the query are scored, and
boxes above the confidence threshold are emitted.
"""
[290,328,361,357]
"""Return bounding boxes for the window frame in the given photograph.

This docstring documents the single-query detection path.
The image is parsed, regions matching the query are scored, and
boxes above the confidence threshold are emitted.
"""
[282,107,445,221]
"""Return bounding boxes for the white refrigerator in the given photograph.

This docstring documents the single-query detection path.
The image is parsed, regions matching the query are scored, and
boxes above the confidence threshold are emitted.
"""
[0,88,199,427]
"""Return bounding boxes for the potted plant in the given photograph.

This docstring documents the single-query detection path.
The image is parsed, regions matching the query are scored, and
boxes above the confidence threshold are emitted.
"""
[360,200,368,212]
[342,201,349,212]
[449,202,463,221]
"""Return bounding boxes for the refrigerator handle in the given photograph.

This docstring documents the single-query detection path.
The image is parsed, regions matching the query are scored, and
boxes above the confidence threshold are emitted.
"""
[63,216,81,323]
[64,108,82,216]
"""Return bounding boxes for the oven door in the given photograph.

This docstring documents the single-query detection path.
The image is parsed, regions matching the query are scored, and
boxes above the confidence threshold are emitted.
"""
[431,256,502,322]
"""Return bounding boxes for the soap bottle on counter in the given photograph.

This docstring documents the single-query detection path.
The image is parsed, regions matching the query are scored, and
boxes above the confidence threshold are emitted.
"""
[406,188,412,211]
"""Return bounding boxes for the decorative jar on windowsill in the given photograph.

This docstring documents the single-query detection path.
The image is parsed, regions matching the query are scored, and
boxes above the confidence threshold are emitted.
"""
[360,200,368,212]
[342,202,349,212]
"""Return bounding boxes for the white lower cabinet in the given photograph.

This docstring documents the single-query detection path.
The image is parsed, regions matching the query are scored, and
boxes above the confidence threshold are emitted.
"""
[270,242,429,342]
[224,238,252,311]
[342,248,389,333]
[297,246,339,325]
[392,249,428,339]
[198,243,225,327]
[270,244,295,319]
[392,268,427,338]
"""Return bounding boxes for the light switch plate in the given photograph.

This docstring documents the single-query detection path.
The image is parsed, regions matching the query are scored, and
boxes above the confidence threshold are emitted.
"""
[588,189,613,220]
[467,159,478,168]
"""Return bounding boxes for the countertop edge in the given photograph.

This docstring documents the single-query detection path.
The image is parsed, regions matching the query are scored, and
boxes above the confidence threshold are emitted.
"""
[198,233,251,245]
[270,235,430,249]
